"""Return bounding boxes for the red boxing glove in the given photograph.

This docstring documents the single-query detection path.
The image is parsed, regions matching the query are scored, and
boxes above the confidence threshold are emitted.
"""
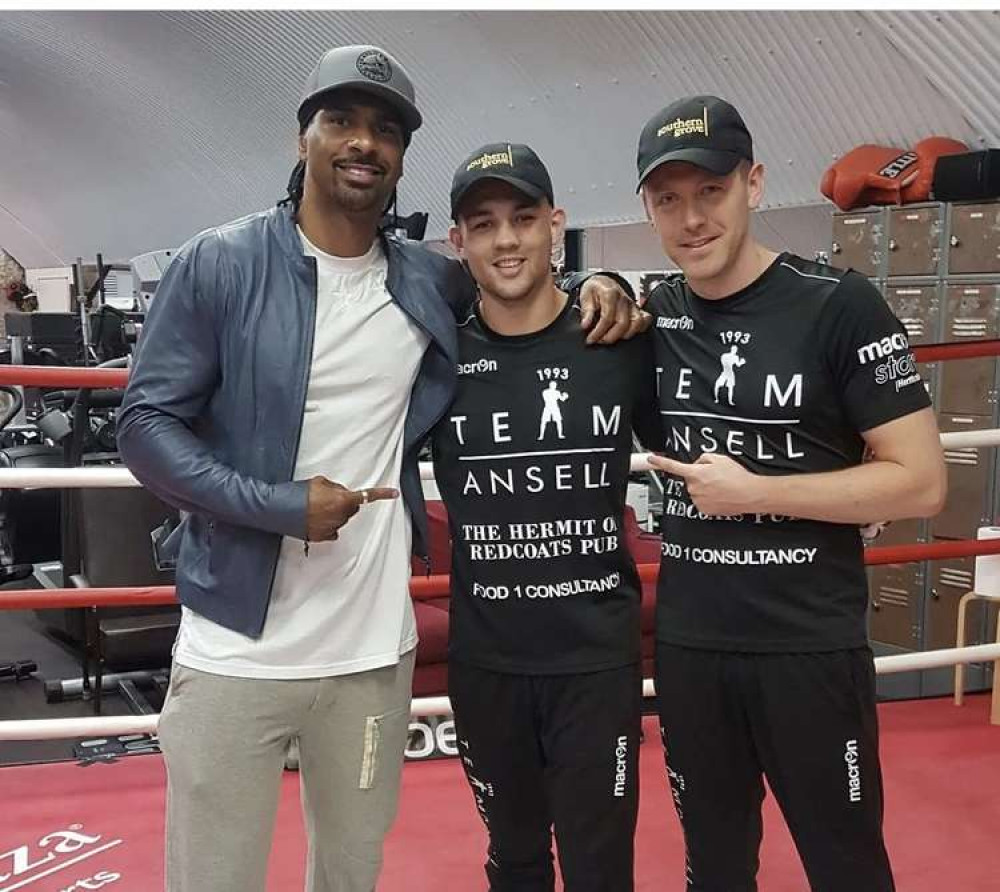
[821,138,969,210]
[821,144,912,210]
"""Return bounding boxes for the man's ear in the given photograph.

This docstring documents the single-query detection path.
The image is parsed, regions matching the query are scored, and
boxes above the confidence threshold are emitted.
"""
[449,224,465,258]
[297,131,308,162]
[550,207,567,244]
[640,187,656,229]
[747,162,766,211]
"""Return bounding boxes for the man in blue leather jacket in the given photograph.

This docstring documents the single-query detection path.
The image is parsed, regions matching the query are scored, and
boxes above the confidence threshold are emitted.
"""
[118,44,644,892]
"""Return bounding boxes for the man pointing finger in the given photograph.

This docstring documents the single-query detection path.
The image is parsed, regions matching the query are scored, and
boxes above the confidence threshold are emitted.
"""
[305,478,398,543]
[648,453,761,516]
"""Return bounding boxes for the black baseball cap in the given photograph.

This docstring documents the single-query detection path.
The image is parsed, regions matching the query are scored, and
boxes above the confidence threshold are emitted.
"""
[298,45,422,135]
[450,143,554,219]
[636,95,753,190]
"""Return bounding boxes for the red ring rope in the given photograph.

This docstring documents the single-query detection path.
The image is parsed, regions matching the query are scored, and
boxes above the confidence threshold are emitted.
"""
[0,365,129,388]
[864,536,1000,566]
[0,586,175,610]
[913,340,1000,363]
[2,536,1000,610]
[0,337,995,391]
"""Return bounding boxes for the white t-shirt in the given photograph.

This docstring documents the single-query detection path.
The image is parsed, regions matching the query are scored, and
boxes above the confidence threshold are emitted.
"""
[173,230,429,678]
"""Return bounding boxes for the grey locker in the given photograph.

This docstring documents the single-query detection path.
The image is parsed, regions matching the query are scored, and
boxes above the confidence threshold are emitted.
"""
[948,201,1000,275]
[938,283,1000,415]
[831,211,883,278]
[868,562,924,648]
[926,554,980,652]
[887,205,943,277]
[883,284,941,344]
[938,358,997,416]
[943,282,1000,339]
[930,414,996,540]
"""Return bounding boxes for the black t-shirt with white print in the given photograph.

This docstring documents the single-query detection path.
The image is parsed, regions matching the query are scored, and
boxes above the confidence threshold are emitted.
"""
[432,296,659,675]
[647,253,931,652]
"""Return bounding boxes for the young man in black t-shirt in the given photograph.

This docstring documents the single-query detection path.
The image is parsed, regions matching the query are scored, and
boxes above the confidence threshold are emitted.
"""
[434,143,660,892]
[635,96,947,891]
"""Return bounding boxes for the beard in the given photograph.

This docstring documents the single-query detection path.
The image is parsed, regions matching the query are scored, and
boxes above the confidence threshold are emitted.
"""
[328,177,394,215]
[305,160,397,217]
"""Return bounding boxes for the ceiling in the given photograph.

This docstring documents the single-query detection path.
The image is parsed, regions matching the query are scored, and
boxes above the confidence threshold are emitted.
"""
[1,9,998,268]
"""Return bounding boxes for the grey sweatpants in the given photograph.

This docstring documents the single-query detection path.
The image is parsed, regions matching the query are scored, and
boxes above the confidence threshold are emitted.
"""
[157,650,415,892]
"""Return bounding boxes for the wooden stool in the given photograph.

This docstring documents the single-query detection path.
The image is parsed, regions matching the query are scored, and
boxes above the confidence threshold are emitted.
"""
[953,591,1000,725]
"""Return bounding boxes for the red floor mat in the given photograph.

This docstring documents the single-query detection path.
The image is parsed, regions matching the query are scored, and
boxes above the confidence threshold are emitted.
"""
[2,695,998,891]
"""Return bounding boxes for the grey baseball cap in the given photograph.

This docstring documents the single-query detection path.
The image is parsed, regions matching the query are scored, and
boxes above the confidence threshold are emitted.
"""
[297,45,422,134]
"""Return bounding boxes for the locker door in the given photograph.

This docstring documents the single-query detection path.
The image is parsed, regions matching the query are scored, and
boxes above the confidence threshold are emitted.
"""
[884,284,940,345]
[948,202,1000,275]
[931,414,996,540]
[938,284,1000,415]
[888,205,943,277]
[926,555,978,652]
[832,211,883,277]
[869,562,923,648]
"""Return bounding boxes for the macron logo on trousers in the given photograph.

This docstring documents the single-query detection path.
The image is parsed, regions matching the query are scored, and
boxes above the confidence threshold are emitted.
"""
[614,736,628,798]
[845,739,862,803]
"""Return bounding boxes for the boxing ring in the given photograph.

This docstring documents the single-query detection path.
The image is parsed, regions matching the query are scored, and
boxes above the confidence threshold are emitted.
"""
[0,346,999,891]
[2,342,1000,741]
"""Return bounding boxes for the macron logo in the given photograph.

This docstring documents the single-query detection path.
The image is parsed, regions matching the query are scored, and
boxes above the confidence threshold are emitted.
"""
[657,315,694,331]
[613,735,628,798]
[457,358,499,376]
[845,739,862,803]
[857,333,908,365]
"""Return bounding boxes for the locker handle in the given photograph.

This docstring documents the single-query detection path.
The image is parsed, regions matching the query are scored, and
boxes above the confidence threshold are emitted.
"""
[871,599,880,611]
[831,241,841,255]
[930,587,939,601]
[888,239,898,252]
[950,235,961,248]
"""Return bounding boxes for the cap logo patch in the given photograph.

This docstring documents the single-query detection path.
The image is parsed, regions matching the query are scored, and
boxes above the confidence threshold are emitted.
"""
[657,108,709,139]
[356,49,392,83]
[467,144,514,172]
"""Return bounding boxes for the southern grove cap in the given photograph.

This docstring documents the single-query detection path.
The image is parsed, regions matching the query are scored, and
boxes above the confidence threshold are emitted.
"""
[450,143,555,219]
[636,95,753,190]
[298,45,422,134]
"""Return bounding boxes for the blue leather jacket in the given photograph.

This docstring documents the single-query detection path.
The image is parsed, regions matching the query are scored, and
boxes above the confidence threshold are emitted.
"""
[117,202,473,637]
